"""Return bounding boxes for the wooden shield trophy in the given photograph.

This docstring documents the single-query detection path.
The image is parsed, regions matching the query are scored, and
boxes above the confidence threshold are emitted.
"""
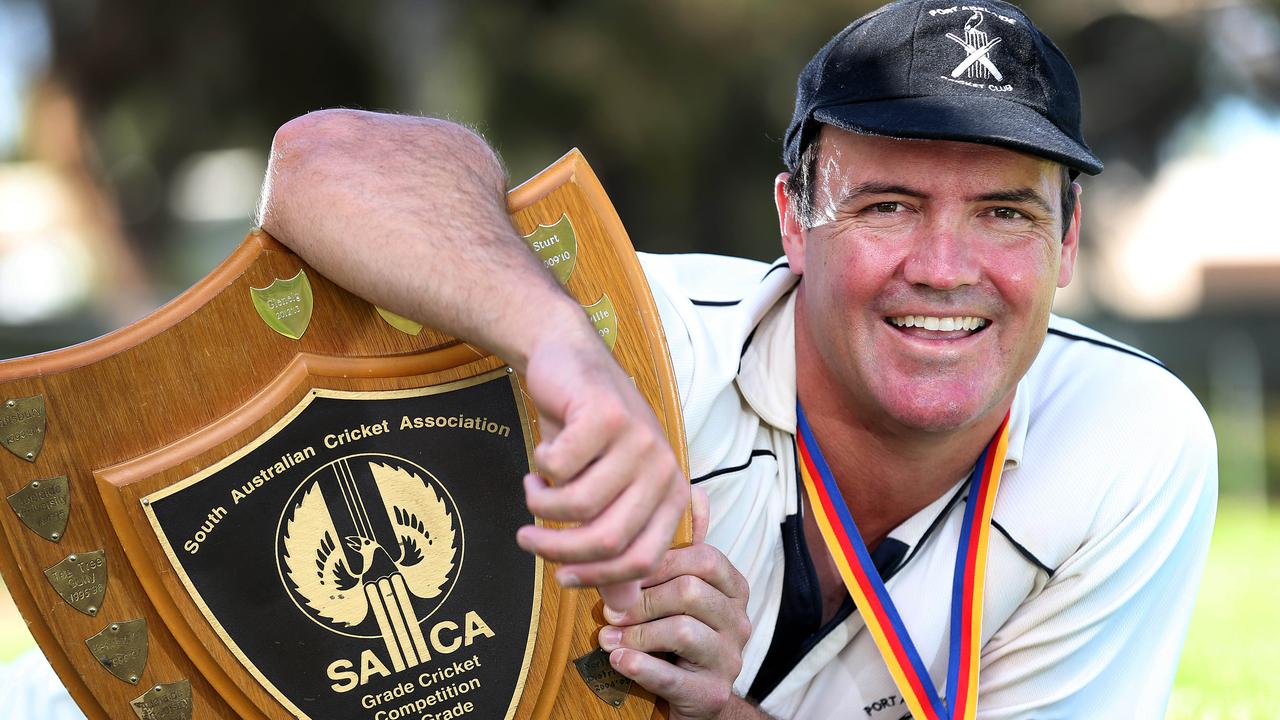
[0,150,690,720]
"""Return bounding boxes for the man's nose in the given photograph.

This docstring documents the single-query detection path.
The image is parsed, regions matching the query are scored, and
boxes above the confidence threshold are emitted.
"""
[901,220,980,290]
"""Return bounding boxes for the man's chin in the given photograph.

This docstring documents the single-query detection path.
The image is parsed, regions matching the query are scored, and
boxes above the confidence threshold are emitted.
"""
[877,390,999,435]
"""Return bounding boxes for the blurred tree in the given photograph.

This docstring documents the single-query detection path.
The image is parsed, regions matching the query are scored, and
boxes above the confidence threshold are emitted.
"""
[42,0,382,259]
[30,0,1276,262]
[17,0,1280,499]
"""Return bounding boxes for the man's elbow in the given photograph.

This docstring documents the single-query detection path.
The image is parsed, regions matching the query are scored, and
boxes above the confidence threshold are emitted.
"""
[258,109,367,233]
[268,109,361,182]
[257,109,507,235]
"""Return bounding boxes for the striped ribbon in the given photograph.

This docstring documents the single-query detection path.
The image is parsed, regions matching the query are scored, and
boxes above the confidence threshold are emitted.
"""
[795,402,1011,720]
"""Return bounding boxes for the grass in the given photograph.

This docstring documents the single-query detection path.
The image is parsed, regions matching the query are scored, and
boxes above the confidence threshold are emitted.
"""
[1168,499,1280,719]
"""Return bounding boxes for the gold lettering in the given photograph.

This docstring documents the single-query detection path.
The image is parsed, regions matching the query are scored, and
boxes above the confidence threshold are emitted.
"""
[328,658,359,693]
[358,649,392,686]
[464,611,495,645]
[430,620,461,655]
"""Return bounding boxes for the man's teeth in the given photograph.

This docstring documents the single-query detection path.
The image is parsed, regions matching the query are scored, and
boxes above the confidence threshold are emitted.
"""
[889,315,987,331]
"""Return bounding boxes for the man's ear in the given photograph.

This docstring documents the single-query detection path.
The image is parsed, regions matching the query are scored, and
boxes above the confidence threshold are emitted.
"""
[1058,182,1082,289]
[775,172,806,275]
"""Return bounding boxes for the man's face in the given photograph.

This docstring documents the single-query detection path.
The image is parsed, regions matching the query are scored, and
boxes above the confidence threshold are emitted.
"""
[777,128,1080,433]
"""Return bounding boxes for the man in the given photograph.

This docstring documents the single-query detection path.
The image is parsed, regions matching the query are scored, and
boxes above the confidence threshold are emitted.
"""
[259,1,1217,717]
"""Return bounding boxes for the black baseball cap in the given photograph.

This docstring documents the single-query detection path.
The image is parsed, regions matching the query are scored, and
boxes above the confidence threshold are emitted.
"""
[784,0,1103,175]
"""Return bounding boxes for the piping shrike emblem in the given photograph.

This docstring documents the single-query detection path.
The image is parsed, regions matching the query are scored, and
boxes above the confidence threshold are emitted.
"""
[279,457,460,669]
[947,11,1004,81]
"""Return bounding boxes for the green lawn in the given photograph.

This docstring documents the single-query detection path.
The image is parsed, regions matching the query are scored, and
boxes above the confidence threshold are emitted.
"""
[1169,500,1280,719]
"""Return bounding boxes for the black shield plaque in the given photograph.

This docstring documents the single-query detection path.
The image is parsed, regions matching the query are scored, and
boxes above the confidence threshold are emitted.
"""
[143,370,539,720]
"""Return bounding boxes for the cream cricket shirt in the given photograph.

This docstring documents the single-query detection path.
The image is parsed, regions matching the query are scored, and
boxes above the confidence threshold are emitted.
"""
[638,252,1218,720]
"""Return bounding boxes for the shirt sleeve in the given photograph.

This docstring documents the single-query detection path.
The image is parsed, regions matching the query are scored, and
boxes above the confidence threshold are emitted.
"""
[637,252,776,476]
[974,387,1218,719]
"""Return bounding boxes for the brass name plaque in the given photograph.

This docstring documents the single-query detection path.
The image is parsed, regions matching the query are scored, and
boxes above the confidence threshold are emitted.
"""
[250,269,314,340]
[44,549,108,616]
[584,294,619,352]
[1,395,46,462]
[87,618,148,684]
[573,647,632,708]
[130,680,192,720]
[142,371,539,720]
[7,474,70,542]
[522,213,578,285]
[375,307,424,336]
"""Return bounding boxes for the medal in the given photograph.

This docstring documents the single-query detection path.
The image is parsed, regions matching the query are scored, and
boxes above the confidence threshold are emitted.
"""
[795,402,1011,720]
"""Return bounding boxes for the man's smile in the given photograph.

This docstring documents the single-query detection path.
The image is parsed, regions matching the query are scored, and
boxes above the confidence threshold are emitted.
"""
[885,314,990,341]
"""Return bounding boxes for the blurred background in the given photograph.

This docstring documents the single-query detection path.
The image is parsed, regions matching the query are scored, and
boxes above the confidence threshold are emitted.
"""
[0,0,1276,717]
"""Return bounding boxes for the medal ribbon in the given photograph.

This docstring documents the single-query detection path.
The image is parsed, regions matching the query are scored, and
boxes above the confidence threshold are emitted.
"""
[795,402,1011,720]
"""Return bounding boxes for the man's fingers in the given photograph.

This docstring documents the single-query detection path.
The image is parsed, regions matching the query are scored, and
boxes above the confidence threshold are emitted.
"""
[518,468,678,563]
[519,339,689,589]
[523,431,664,522]
[532,395,634,484]
[599,582,640,614]
[533,423,604,486]
[610,574,748,641]
[638,543,749,604]
[606,648,732,716]
[549,486,687,586]
[599,615,741,677]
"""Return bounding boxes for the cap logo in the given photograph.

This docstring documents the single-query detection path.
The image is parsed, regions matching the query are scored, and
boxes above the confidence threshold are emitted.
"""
[930,6,1018,93]
[948,12,1002,81]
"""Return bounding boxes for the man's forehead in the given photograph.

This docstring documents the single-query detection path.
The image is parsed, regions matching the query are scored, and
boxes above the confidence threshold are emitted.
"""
[811,126,1063,195]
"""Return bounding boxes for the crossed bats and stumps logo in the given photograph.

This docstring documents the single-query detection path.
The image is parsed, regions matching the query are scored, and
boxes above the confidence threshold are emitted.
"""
[947,10,1004,82]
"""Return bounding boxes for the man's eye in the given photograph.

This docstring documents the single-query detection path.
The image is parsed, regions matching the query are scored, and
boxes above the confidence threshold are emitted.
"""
[991,207,1027,220]
[869,201,903,213]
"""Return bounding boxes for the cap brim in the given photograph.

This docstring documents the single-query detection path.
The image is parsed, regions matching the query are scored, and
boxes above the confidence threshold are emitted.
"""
[812,94,1103,175]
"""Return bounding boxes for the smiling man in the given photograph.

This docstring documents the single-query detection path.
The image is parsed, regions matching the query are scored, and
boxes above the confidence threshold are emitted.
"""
[259,1,1217,718]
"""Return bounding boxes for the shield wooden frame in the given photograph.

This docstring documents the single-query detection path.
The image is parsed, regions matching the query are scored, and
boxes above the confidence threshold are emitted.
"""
[0,150,689,719]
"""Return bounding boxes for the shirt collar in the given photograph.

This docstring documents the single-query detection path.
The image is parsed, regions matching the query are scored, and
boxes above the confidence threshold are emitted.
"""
[734,263,1030,468]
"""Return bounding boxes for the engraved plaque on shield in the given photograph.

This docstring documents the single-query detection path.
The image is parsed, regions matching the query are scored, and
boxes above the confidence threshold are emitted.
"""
[250,270,314,340]
[522,213,577,285]
[584,294,619,352]
[44,549,107,616]
[142,371,539,720]
[7,475,70,542]
[86,618,148,684]
[130,680,192,720]
[0,395,46,462]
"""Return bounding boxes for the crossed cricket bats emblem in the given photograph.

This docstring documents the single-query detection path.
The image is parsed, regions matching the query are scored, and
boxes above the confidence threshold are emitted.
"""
[946,11,1004,82]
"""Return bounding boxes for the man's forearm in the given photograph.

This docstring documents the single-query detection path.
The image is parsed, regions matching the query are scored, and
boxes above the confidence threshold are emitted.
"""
[256,110,691,597]
[257,109,593,371]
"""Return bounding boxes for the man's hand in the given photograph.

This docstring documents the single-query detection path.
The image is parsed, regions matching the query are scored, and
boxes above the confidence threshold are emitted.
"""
[516,332,689,610]
[597,488,759,720]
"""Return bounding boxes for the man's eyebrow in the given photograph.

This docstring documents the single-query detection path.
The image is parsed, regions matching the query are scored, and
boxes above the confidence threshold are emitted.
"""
[836,182,928,205]
[970,188,1054,215]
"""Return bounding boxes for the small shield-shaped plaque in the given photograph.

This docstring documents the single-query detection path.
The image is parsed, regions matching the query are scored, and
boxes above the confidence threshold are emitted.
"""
[375,306,424,335]
[130,680,192,720]
[522,213,578,284]
[6,475,69,542]
[574,647,632,708]
[0,395,45,462]
[87,618,147,684]
[584,294,619,352]
[44,549,107,616]
[249,269,313,340]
